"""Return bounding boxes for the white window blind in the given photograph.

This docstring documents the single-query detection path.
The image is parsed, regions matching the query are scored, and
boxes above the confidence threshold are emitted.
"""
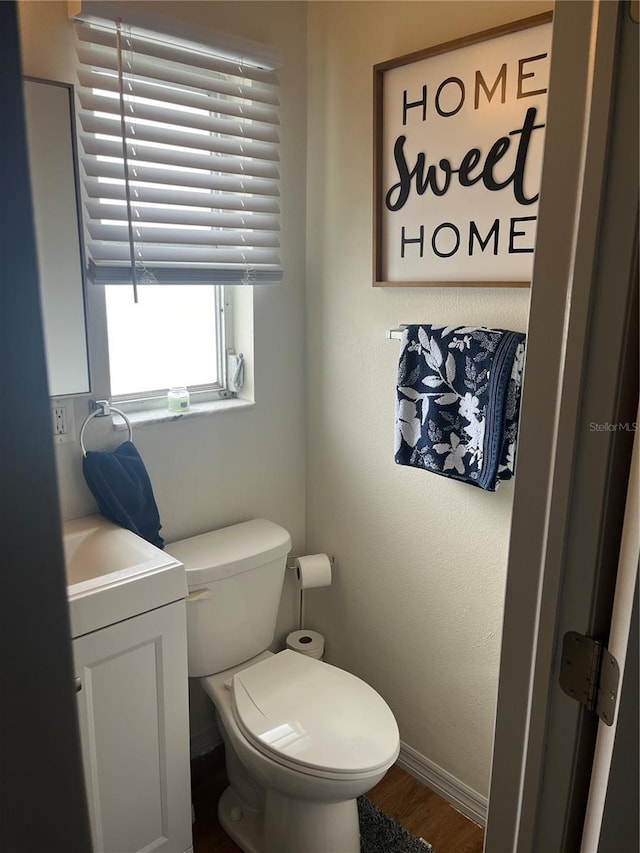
[74,19,282,288]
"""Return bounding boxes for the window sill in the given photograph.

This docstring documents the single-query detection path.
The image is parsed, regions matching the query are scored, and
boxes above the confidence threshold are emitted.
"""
[113,397,254,430]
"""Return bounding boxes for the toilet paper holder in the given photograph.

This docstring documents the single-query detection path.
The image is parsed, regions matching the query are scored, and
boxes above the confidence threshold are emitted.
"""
[286,554,335,630]
[286,555,335,572]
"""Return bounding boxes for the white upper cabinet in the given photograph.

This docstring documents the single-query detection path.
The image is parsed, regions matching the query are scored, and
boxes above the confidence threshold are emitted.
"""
[23,78,90,397]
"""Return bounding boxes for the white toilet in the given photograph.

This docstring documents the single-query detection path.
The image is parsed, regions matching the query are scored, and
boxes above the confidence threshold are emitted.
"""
[166,519,400,853]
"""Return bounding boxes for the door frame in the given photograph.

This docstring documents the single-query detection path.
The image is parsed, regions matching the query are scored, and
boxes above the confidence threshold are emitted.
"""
[485,1,638,851]
[1,2,92,850]
[581,415,639,851]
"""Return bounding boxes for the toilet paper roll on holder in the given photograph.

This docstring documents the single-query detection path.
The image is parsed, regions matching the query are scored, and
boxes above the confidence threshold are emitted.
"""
[286,555,334,630]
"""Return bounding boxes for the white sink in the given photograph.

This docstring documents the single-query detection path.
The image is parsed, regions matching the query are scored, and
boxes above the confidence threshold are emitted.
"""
[63,515,187,638]
[64,516,169,586]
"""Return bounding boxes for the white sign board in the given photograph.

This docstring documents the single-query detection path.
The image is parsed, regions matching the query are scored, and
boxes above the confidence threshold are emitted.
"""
[374,14,552,286]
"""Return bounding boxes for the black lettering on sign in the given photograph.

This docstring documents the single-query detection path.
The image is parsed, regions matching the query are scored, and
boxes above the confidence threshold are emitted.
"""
[469,220,500,255]
[432,222,461,258]
[481,137,512,191]
[403,85,427,125]
[508,107,545,204]
[474,63,507,109]
[386,136,451,211]
[435,77,465,117]
[509,216,536,253]
[401,225,425,257]
[385,107,545,212]
[457,149,483,187]
[396,217,538,259]
[517,54,548,99]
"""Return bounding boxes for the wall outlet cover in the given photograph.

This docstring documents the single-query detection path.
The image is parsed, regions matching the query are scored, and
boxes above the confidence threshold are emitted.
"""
[51,399,76,444]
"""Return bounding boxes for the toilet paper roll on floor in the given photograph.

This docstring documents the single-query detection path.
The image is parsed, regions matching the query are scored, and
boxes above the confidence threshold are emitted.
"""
[286,629,325,660]
[293,554,332,589]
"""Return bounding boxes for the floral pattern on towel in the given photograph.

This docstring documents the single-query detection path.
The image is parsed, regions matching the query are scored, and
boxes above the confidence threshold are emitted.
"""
[395,325,526,490]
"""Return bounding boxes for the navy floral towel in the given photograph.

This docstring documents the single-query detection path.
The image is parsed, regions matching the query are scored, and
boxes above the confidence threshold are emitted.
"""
[395,325,526,491]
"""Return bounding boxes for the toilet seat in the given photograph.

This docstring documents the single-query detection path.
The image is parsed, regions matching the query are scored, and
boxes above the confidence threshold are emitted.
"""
[231,650,399,780]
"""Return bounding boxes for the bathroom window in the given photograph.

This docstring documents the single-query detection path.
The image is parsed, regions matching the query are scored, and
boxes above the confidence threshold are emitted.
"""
[72,12,282,406]
[104,283,227,401]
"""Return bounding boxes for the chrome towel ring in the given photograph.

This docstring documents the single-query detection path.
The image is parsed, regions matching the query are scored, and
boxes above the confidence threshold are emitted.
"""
[79,400,133,457]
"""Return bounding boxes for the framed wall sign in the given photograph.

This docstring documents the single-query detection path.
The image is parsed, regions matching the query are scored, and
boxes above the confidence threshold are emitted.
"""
[373,12,552,287]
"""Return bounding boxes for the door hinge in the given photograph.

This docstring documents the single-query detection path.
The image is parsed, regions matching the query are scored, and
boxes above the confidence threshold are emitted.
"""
[559,631,620,726]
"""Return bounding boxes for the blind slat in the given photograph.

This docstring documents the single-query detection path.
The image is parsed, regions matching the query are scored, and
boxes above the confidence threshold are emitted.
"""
[81,179,280,213]
[88,244,281,264]
[77,91,279,142]
[85,200,280,231]
[76,23,279,86]
[76,68,280,127]
[87,261,281,285]
[88,223,280,248]
[81,136,280,180]
[78,111,279,162]
[76,44,280,106]
[81,158,280,197]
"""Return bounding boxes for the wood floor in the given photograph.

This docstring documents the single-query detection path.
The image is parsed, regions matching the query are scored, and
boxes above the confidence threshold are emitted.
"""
[191,748,484,853]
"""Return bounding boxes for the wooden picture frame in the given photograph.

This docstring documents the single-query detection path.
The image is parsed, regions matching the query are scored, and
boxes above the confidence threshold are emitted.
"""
[373,12,553,288]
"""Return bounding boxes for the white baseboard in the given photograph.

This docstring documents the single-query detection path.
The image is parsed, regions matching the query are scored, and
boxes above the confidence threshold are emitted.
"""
[190,726,222,759]
[189,731,487,825]
[397,741,488,827]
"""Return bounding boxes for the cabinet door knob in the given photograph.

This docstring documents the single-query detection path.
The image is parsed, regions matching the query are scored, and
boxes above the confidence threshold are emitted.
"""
[75,677,82,692]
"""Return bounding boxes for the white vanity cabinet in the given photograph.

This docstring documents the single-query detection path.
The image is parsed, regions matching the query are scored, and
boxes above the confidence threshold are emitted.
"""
[73,603,192,853]
[64,516,193,853]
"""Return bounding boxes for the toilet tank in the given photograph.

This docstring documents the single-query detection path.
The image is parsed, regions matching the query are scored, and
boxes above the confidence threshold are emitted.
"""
[166,519,291,677]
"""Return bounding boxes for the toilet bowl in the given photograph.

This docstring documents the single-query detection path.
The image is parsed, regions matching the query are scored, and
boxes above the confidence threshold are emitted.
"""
[166,520,400,853]
[201,650,399,853]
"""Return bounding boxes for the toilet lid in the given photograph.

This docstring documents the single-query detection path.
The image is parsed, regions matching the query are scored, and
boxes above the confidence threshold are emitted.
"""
[231,650,399,776]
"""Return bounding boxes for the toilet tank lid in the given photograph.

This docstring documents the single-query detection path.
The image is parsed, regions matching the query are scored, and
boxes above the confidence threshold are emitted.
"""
[165,519,291,585]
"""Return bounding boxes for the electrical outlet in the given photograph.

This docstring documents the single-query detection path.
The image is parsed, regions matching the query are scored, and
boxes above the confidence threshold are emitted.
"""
[53,406,67,435]
[51,400,75,444]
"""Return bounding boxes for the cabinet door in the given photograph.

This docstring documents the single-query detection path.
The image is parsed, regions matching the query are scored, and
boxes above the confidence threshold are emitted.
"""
[74,601,192,853]
[23,78,90,397]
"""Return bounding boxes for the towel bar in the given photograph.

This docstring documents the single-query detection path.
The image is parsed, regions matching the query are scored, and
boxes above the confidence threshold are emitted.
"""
[386,325,407,340]
[79,400,133,457]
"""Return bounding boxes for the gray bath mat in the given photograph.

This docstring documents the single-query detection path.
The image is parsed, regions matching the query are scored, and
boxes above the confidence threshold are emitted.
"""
[358,796,434,853]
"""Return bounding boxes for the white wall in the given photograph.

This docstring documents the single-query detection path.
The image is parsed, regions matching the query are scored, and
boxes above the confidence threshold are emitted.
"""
[18,0,308,750]
[304,0,551,799]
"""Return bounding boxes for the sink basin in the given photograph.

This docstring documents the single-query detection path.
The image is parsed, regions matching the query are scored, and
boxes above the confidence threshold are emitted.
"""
[63,515,187,638]
[65,516,170,587]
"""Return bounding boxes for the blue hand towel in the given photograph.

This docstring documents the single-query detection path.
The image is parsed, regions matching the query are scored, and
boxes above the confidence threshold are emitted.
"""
[82,440,164,548]
[395,325,526,491]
